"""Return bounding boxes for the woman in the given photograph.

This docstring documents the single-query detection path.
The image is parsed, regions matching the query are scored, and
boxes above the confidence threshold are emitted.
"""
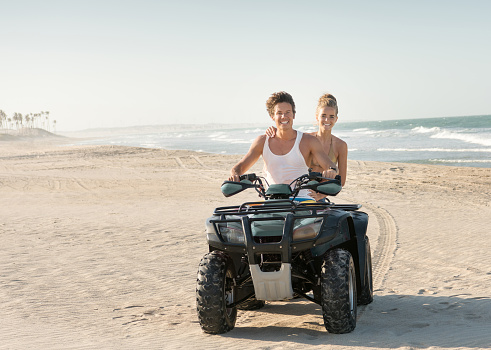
[266,93,347,199]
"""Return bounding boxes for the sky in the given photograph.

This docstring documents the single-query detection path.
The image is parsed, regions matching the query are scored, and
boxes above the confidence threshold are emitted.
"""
[1,0,490,131]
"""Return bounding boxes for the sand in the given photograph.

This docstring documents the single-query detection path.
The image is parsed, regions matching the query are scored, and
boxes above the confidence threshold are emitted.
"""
[1,139,490,350]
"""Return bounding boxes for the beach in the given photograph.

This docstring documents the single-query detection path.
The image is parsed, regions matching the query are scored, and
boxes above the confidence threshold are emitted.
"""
[1,140,490,350]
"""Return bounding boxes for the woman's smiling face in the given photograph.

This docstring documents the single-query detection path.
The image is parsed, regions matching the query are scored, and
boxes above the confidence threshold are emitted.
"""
[316,106,338,131]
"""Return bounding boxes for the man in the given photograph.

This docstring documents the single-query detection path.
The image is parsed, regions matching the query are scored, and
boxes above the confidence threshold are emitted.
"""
[229,91,338,199]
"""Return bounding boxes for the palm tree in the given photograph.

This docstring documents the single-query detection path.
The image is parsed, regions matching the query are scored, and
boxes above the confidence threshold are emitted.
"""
[0,109,6,130]
[24,114,30,128]
[45,111,50,131]
[33,113,40,128]
[0,109,55,132]
[13,113,19,129]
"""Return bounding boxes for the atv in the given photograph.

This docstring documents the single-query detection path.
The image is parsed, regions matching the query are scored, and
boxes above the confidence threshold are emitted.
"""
[196,171,373,334]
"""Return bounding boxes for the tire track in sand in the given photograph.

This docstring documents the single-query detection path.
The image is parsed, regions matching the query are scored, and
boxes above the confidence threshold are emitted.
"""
[351,200,398,321]
[360,202,398,290]
[338,195,398,292]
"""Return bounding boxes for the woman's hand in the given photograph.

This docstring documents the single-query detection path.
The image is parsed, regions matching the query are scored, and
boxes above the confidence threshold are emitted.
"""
[308,190,327,201]
[265,126,277,138]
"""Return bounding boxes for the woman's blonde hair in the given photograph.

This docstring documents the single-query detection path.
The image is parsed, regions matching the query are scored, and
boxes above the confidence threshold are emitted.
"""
[316,93,338,115]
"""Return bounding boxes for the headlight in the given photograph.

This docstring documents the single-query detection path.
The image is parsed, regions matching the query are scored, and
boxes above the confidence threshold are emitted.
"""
[293,218,323,240]
[205,217,216,234]
[205,217,220,243]
[218,223,245,243]
[205,217,245,244]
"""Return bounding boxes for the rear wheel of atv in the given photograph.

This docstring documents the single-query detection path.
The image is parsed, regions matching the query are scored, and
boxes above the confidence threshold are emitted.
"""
[358,237,374,305]
[321,248,357,334]
[196,251,237,334]
[237,296,265,310]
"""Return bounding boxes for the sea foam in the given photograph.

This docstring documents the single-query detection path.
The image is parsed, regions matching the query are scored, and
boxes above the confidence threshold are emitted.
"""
[377,148,491,153]
[411,126,491,147]
[430,130,491,147]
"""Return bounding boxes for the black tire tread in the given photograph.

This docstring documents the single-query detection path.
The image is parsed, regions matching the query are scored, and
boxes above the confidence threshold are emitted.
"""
[321,249,357,334]
[196,251,237,334]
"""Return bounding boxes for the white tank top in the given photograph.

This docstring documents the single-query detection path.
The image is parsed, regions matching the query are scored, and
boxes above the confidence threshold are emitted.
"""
[262,131,311,199]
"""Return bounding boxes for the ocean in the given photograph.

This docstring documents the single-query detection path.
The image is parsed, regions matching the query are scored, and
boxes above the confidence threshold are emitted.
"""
[68,115,491,168]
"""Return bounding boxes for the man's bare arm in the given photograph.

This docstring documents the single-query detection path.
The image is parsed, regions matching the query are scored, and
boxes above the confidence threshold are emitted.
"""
[229,135,266,181]
[337,140,348,186]
[306,135,338,178]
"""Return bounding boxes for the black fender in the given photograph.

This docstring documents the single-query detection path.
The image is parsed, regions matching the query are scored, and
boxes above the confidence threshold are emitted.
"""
[310,209,353,257]
[351,211,368,288]
[310,210,369,291]
[350,211,370,291]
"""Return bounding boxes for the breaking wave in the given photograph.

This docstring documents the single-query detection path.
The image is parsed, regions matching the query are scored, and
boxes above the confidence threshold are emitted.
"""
[411,126,491,147]
[377,148,491,153]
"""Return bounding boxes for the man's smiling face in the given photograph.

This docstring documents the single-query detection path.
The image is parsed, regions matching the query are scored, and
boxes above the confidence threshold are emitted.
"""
[272,102,295,130]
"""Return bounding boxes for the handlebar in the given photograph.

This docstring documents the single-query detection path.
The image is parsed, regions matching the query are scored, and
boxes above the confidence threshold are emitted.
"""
[239,173,259,182]
[238,172,338,183]
[225,171,342,199]
[290,170,340,184]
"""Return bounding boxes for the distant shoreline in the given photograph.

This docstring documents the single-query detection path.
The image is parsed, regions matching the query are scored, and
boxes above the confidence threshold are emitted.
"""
[0,127,65,140]
[54,114,491,135]
[3,117,490,169]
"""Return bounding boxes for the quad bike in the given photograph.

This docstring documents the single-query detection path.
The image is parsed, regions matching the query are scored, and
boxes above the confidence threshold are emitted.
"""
[196,171,373,334]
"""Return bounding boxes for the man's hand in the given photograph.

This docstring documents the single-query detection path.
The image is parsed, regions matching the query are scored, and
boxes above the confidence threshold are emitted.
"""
[228,135,265,182]
[228,172,241,181]
[322,168,338,179]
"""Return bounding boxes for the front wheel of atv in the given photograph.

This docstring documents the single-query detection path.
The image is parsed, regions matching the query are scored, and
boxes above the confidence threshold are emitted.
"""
[321,248,357,334]
[196,251,237,334]
[358,237,374,305]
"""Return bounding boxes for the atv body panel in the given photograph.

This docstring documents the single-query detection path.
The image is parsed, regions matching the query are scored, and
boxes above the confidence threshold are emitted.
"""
[204,200,370,303]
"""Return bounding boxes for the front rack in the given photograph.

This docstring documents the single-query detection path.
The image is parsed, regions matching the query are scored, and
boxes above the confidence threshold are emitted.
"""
[213,200,362,219]
[331,204,362,211]
[213,199,335,217]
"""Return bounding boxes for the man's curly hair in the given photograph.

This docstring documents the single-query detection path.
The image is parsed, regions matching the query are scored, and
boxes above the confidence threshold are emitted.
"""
[265,91,296,117]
